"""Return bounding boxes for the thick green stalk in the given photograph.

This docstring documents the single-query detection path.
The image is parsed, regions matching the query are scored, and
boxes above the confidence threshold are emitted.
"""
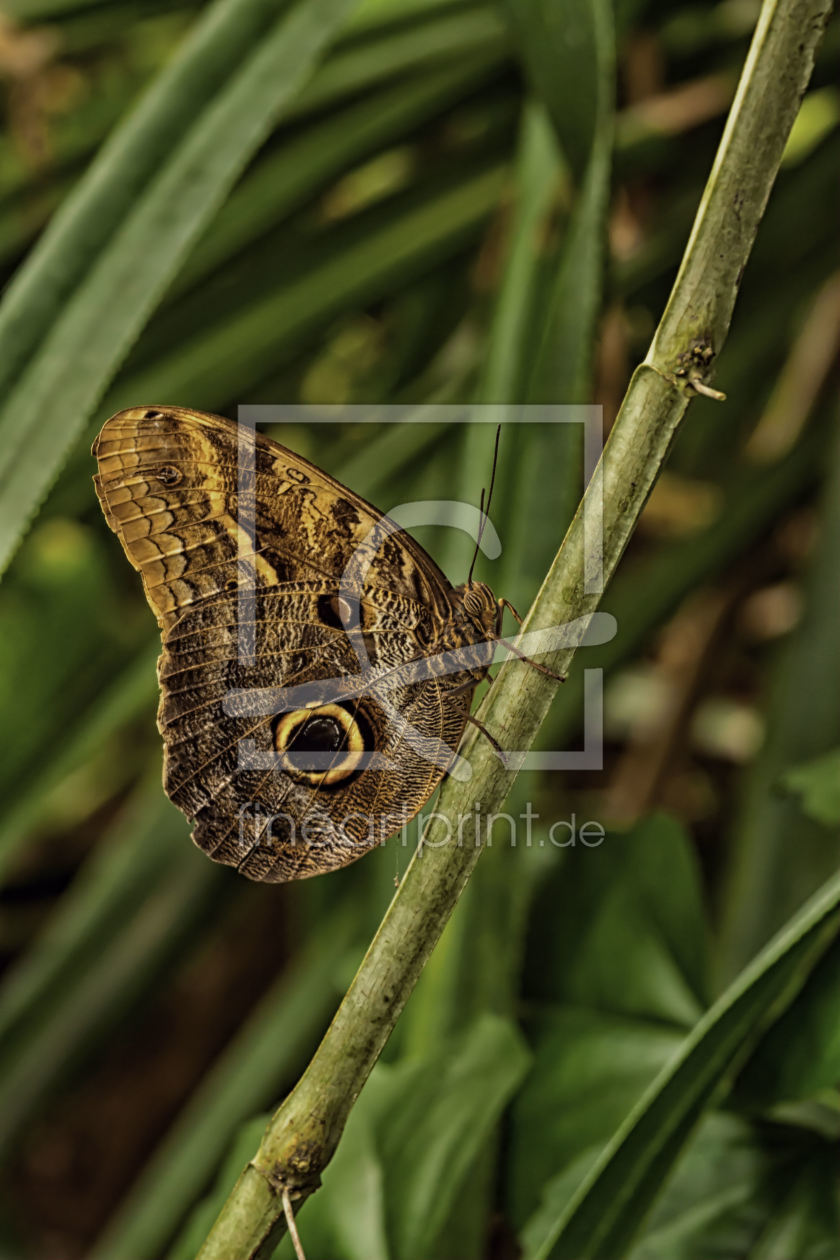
[196,1,832,1255]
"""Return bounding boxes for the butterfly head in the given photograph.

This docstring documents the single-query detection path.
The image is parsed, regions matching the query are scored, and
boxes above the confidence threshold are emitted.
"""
[453,580,498,636]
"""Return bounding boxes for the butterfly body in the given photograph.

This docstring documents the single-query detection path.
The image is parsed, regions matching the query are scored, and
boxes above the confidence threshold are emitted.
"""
[93,407,499,881]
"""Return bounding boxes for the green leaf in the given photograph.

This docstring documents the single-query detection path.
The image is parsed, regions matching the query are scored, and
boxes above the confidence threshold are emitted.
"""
[0,791,223,1158]
[511,1008,687,1229]
[524,815,709,1022]
[523,1,614,405]
[171,57,501,300]
[501,0,610,180]
[526,1114,770,1260]
[0,0,356,577]
[627,1113,840,1260]
[380,1015,530,1260]
[479,2,614,643]
[476,101,561,404]
[0,781,173,1049]
[736,931,840,1108]
[103,161,505,411]
[292,3,508,118]
[0,518,128,808]
[521,865,840,1260]
[0,642,158,878]
[0,0,280,392]
[508,816,708,1227]
[91,911,359,1260]
[275,1015,530,1260]
[718,427,840,979]
[525,129,612,405]
[783,749,840,827]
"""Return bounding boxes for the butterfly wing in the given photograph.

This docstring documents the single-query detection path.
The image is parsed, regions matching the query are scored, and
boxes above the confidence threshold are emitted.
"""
[157,586,470,880]
[93,406,473,880]
[92,405,453,630]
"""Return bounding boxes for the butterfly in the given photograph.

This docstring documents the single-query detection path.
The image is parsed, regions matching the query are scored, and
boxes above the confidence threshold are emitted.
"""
[92,406,538,881]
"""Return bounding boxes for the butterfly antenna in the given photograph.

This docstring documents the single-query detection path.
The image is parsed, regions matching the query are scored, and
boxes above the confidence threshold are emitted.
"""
[467,487,486,587]
[467,425,502,586]
[485,423,502,521]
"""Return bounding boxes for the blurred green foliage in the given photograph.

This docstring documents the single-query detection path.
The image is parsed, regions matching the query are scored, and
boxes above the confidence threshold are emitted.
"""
[0,0,838,1257]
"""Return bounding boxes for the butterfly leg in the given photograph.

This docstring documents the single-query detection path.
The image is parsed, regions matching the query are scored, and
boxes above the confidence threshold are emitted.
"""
[449,670,490,698]
[466,712,510,767]
[498,597,523,625]
[496,635,567,683]
[493,598,565,683]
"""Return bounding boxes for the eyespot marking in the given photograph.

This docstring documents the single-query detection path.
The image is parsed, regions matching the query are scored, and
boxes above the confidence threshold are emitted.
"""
[273,702,372,786]
[316,593,355,632]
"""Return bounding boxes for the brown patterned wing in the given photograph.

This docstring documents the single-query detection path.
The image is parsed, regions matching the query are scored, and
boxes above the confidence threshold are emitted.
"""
[92,405,453,633]
[92,406,475,881]
[157,586,472,880]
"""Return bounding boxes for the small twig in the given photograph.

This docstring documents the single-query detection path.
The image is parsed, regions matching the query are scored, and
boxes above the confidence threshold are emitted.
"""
[282,1189,307,1260]
[689,377,727,401]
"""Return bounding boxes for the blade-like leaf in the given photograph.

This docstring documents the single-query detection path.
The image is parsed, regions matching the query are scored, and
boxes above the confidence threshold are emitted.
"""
[501,0,609,180]
[522,867,840,1260]
[0,643,158,877]
[0,794,224,1157]
[102,162,506,412]
[89,911,359,1260]
[736,929,840,1108]
[627,1113,840,1260]
[171,57,501,300]
[475,101,560,405]
[0,0,356,577]
[718,425,840,978]
[0,780,175,1047]
[508,816,707,1228]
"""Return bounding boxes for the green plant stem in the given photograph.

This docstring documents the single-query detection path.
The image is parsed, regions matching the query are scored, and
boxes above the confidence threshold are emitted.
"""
[648,0,831,382]
[195,1,832,1255]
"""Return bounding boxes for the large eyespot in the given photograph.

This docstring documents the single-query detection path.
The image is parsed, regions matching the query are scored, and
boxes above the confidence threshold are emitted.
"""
[273,702,370,786]
[156,464,182,486]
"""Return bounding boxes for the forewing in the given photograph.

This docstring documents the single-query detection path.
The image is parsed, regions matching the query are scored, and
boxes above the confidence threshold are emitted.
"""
[92,405,452,633]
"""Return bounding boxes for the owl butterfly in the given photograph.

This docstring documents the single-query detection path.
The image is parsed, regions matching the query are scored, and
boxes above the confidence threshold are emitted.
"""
[93,407,543,882]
